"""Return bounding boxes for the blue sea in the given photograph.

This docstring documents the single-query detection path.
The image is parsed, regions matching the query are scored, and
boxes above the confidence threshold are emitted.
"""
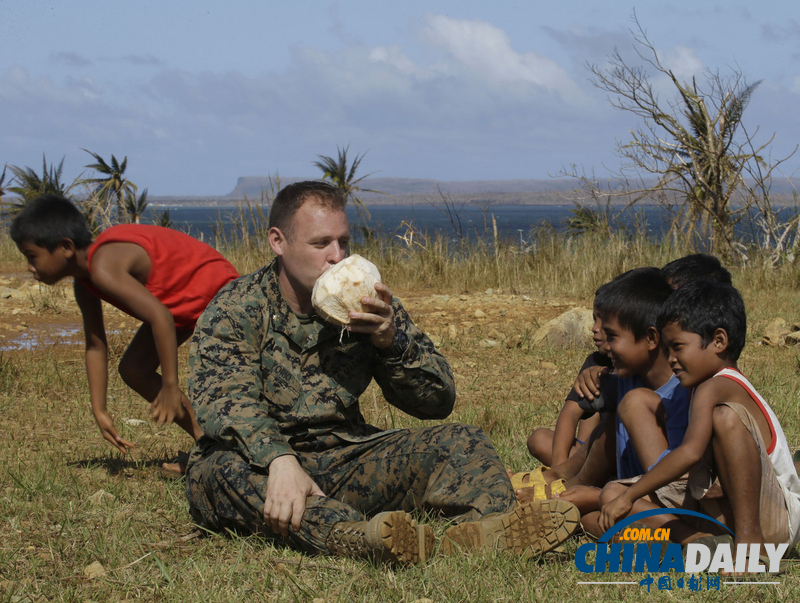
[145,203,673,245]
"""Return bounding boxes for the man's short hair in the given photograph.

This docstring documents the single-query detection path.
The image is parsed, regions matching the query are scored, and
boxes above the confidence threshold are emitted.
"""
[10,194,92,251]
[657,280,746,361]
[660,254,732,289]
[594,267,673,340]
[269,181,347,238]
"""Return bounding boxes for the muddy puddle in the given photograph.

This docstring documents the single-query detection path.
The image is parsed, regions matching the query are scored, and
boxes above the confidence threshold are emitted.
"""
[0,324,83,351]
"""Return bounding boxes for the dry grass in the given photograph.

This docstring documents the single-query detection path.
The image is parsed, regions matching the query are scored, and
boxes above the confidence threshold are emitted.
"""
[1,227,800,601]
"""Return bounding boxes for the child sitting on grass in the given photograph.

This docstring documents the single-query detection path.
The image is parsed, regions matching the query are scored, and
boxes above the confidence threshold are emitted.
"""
[521,301,614,479]
[519,255,731,488]
[518,256,733,511]
[10,194,239,472]
[519,268,689,527]
[597,280,800,560]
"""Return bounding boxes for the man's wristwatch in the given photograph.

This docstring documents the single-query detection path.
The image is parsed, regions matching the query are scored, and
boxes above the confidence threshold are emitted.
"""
[377,329,409,358]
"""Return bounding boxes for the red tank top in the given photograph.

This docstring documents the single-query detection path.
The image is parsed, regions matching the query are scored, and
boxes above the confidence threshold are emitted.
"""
[81,224,239,329]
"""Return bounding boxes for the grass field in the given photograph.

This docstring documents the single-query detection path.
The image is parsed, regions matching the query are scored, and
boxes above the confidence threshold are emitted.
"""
[1,229,800,602]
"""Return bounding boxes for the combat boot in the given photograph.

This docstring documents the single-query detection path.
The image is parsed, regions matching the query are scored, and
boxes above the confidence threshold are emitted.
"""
[326,510,434,565]
[442,499,580,557]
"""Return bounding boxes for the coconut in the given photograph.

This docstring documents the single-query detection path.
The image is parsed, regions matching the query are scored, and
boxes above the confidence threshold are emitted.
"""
[312,254,382,326]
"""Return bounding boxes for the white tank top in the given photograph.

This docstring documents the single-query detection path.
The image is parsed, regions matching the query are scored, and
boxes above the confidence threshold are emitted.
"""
[713,368,800,545]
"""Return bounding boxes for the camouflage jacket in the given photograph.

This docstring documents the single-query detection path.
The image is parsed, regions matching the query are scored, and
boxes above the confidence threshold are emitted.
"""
[187,259,456,471]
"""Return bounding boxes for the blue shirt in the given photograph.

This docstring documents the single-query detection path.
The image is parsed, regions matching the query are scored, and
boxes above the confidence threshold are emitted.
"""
[616,374,690,479]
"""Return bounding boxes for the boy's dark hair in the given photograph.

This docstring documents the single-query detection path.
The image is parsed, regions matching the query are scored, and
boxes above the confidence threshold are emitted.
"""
[269,181,347,239]
[660,254,732,289]
[10,194,92,251]
[594,267,673,340]
[593,267,638,300]
[657,280,746,361]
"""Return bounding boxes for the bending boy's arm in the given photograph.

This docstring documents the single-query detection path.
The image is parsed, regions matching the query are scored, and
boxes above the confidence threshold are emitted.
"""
[189,293,296,470]
[598,383,718,531]
[551,400,585,467]
[370,301,456,420]
[74,279,134,454]
[89,243,184,423]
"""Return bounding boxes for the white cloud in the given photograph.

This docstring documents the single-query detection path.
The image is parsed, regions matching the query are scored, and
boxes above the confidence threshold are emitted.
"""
[420,14,581,97]
[0,16,613,194]
[369,45,428,79]
[663,45,704,82]
[0,66,106,111]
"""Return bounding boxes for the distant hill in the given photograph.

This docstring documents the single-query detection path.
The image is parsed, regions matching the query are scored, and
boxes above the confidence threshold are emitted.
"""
[224,176,589,206]
[147,175,800,207]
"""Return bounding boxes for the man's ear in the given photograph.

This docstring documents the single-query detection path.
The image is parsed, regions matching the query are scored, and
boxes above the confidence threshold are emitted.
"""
[712,328,729,356]
[268,227,286,257]
[646,325,660,350]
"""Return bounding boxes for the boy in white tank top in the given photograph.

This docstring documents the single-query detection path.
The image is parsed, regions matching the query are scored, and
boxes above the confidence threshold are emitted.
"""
[595,280,800,568]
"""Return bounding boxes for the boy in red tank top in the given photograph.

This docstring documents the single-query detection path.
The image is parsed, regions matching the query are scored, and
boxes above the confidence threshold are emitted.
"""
[11,194,239,472]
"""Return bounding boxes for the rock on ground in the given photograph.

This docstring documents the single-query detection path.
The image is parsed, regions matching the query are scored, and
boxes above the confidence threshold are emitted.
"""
[532,307,594,350]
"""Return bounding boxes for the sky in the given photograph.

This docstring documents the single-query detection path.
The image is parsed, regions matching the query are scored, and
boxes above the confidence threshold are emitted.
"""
[3,1,800,196]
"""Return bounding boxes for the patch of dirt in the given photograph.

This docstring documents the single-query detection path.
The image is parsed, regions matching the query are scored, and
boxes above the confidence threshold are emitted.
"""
[0,271,140,352]
[399,289,588,348]
[0,269,591,352]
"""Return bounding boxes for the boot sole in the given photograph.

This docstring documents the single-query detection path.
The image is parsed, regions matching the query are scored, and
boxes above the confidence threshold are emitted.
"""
[441,500,580,557]
[374,511,434,565]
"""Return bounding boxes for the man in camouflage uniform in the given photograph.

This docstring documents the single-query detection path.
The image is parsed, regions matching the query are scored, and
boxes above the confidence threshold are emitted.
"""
[185,181,578,564]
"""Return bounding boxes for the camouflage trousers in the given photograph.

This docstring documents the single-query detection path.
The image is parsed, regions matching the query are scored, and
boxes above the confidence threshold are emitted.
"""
[185,423,515,554]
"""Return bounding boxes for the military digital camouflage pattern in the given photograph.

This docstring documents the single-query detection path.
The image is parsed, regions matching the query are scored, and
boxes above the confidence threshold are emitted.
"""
[185,260,515,553]
[187,423,515,553]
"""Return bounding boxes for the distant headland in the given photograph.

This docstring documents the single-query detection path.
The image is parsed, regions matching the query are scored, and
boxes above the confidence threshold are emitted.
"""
[147,175,800,207]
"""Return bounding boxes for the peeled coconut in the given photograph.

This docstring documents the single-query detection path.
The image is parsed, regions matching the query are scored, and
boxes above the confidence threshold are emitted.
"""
[312,254,382,326]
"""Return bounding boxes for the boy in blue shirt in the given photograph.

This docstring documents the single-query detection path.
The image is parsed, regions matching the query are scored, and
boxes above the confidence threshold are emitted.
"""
[520,268,690,534]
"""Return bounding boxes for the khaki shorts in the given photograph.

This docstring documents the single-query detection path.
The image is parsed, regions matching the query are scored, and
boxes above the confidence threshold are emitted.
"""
[617,402,789,542]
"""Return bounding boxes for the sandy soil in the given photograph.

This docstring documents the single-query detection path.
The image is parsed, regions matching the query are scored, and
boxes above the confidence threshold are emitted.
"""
[0,268,588,353]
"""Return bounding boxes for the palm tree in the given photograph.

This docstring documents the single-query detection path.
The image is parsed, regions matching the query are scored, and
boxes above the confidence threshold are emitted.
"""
[155,208,173,228]
[7,155,73,206]
[313,145,382,220]
[81,149,137,223]
[0,166,7,205]
[125,188,149,224]
[0,165,12,219]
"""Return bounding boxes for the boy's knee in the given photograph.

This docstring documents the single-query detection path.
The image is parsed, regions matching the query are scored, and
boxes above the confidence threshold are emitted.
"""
[117,357,143,387]
[598,481,627,506]
[617,389,661,424]
[526,429,550,456]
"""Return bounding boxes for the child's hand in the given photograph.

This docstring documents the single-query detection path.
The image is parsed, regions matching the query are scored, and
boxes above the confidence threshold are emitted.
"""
[150,384,186,424]
[598,494,633,533]
[94,411,135,454]
[574,366,608,400]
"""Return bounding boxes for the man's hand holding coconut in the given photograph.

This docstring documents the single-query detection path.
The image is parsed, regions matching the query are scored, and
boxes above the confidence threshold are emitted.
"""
[311,253,399,350]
